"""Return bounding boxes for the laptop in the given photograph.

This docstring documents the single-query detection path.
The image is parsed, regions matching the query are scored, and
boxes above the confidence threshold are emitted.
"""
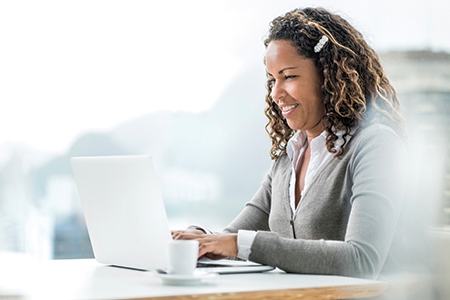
[71,155,274,274]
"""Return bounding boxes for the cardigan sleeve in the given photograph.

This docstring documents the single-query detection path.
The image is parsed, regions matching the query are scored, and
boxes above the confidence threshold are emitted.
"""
[247,125,408,279]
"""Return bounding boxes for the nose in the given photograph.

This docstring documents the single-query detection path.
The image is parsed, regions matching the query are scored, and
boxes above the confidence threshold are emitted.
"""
[270,81,285,104]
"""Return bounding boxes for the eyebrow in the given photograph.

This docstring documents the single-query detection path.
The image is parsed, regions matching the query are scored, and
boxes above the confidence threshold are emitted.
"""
[266,66,299,77]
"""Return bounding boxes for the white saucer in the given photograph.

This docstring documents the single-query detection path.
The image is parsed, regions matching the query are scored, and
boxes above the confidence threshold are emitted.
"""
[155,271,217,286]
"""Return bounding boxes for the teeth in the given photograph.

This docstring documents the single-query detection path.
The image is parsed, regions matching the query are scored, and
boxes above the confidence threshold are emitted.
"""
[281,104,297,112]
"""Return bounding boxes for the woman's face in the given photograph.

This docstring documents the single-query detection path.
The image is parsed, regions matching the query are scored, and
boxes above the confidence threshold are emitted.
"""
[266,40,325,137]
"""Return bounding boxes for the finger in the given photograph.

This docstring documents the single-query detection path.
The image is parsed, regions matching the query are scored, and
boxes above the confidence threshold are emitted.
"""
[204,252,226,260]
[174,232,206,241]
[172,229,206,239]
[171,230,189,239]
[198,241,225,258]
[198,242,213,258]
[197,235,238,258]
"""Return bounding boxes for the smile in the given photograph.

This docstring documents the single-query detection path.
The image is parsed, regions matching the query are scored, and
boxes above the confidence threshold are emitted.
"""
[280,104,298,113]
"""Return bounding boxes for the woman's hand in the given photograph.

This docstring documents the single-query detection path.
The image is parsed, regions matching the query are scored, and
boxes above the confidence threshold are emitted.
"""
[172,230,238,260]
[171,229,205,239]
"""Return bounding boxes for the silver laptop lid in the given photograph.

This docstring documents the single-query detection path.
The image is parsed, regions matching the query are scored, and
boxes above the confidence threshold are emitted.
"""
[71,155,172,270]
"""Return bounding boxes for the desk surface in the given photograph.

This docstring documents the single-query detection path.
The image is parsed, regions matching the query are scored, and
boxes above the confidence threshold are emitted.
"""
[0,255,387,300]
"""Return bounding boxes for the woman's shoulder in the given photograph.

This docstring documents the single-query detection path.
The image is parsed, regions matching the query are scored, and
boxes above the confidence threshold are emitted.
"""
[357,122,397,136]
[352,123,404,145]
[348,123,407,158]
[269,153,291,175]
[273,153,291,165]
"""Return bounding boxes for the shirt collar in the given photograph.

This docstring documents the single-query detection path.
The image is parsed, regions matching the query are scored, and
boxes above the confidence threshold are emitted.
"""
[287,129,352,160]
[287,131,305,160]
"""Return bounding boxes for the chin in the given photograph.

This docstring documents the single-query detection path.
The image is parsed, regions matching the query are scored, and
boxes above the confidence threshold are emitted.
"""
[286,121,302,131]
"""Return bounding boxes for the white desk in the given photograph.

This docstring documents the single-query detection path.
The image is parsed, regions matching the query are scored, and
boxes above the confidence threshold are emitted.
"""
[0,255,387,299]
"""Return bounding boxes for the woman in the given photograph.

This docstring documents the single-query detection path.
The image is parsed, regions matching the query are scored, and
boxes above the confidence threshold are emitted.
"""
[173,7,409,279]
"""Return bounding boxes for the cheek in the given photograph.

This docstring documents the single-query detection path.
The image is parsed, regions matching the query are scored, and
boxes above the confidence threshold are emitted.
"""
[285,85,302,101]
[285,83,324,113]
[308,86,325,113]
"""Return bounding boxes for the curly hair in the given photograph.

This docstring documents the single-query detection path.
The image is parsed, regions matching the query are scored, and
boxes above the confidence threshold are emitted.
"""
[263,7,407,160]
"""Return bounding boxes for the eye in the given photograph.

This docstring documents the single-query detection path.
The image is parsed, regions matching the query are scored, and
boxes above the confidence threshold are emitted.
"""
[267,78,275,87]
[284,75,297,80]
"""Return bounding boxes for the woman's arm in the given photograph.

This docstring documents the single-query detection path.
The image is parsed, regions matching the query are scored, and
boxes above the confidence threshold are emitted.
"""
[248,126,408,278]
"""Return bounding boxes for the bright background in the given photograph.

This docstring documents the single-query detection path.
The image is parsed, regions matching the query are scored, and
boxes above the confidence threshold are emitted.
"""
[0,4,449,288]
[1,0,449,153]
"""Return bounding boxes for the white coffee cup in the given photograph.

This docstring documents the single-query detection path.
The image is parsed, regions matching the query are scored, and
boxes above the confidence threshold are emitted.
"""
[166,240,199,275]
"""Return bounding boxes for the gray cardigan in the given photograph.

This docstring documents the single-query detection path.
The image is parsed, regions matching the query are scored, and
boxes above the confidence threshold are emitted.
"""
[224,123,408,279]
